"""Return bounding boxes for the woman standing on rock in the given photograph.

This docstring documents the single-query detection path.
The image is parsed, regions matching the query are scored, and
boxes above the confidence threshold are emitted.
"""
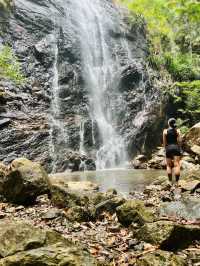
[163,118,182,185]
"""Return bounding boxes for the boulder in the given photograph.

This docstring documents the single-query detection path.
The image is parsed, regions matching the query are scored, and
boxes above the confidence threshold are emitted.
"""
[0,163,8,175]
[181,160,200,171]
[116,200,155,227]
[136,250,186,266]
[0,160,49,204]
[132,154,148,169]
[135,221,200,250]
[48,175,124,220]
[183,122,200,148]
[9,158,33,171]
[179,173,200,192]
[0,243,97,266]
[0,219,69,258]
[0,219,97,266]
[147,147,166,169]
[63,206,92,222]
[160,198,200,220]
[94,196,126,217]
[48,175,99,208]
[191,144,200,156]
[179,179,200,192]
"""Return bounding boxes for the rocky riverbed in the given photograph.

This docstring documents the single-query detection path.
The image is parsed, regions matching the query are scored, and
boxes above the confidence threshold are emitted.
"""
[1,158,200,265]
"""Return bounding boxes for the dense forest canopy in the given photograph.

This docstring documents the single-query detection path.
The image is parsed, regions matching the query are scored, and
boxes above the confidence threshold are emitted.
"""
[120,0,200,131]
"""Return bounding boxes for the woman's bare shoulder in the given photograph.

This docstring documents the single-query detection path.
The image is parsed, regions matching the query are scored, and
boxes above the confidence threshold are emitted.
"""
[163,129,167,134]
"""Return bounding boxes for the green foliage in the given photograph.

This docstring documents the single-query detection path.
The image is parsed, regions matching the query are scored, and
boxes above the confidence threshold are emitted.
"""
[164,53,198,81]
[0,0,12,9]
[176,118,189,134]
[120,0,200,81]
[171,81,200,126]
[0,46,25,84]
[120,0,200,127]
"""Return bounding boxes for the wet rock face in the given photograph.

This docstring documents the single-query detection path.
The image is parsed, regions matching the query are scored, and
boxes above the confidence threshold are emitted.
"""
[0,0,166,172]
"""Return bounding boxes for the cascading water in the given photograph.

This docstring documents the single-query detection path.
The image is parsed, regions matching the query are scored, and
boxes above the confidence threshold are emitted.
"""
[49,30,69,173]
[68,0,130,169]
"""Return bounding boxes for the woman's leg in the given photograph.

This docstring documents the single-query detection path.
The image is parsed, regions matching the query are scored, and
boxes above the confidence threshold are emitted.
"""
[166,158,173,182]
[174,156,181,182]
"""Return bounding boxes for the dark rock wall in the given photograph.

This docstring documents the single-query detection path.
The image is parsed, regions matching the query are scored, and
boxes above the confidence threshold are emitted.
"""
[0,0,166,172]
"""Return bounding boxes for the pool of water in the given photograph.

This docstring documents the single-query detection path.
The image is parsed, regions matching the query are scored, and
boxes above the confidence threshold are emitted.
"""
[51,169,165,195]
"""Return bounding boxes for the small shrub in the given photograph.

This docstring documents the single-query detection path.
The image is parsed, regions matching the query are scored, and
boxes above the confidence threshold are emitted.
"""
[0,46,25,84]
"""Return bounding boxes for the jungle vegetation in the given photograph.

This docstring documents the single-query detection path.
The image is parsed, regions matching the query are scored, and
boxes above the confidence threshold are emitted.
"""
[120,0,200,130]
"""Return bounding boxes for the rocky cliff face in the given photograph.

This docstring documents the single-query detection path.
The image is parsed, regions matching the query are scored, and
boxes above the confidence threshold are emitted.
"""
[0,0,166,172]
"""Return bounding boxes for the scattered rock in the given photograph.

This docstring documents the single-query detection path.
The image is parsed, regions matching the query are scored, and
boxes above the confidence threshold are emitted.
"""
[116,200,155,227]
[41,209,62,220]
[63,206,92,222]
[94,196,125,217]
[135,221,200,250]
[136,250,186,266]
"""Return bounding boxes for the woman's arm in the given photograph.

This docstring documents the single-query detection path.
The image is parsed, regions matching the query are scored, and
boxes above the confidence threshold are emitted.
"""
[163,129,167,148]
[177,129,182,147]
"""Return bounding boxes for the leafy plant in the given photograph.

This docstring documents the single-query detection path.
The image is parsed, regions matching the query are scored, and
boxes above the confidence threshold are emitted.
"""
[171,81,200,126]
[0,46,25,84]
[0,0,12,9]
[120,0,200,81]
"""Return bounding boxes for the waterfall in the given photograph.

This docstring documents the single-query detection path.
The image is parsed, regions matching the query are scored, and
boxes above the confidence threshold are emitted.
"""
[79,120,85,155]
[68,0,129,169]
[49,31,69,172]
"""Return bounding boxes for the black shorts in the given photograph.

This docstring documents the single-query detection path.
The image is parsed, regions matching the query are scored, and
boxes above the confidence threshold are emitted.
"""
[166,144,181,159]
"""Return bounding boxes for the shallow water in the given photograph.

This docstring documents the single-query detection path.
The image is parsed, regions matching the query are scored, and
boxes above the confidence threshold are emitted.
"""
[52,169,165,195]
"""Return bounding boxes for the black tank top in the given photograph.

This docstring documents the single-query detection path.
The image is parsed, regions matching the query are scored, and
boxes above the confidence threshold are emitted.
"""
[166,128,178,145]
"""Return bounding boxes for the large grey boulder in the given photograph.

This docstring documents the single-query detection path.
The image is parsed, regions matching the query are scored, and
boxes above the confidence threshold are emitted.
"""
[0,158,49,204]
